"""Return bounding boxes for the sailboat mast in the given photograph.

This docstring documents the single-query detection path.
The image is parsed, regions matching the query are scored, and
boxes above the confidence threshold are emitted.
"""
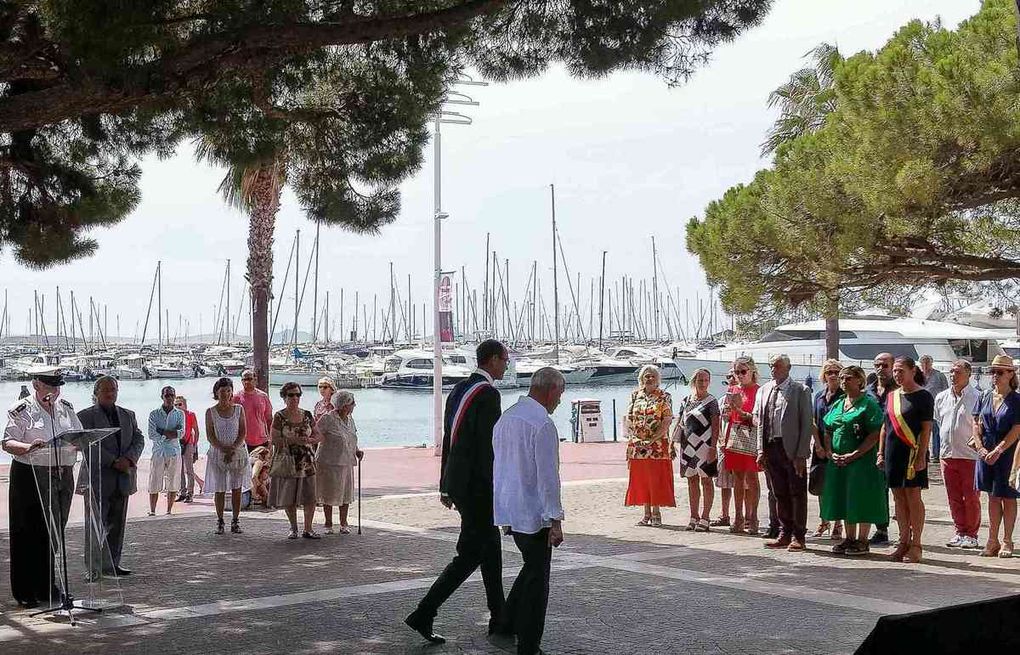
[550,184,560,363]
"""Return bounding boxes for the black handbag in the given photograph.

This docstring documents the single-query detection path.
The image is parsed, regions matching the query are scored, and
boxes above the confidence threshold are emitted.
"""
[808,453,827,497]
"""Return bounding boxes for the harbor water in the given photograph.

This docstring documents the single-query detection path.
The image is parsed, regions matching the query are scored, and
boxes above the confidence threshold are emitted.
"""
[0,378,693,464]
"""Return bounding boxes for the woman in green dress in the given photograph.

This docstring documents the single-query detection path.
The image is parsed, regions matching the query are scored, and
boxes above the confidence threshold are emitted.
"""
[820,365,889,556]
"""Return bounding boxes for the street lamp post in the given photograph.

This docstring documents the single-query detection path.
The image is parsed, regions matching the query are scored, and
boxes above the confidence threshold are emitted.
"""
[433,76,487,454]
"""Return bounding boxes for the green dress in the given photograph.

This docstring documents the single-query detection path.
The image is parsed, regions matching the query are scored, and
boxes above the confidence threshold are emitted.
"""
[819,394,889,524]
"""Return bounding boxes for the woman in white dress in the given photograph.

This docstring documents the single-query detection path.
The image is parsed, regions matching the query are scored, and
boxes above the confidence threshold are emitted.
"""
[315,391,364,534]
[204,377,252,535]
[674,368,721,532]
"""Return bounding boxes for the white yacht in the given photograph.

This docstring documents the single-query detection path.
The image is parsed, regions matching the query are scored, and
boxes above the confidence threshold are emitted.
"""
[514,358,593,385]
[679,316,1008,383]
[378,349,473,390]
[606,345,686,381]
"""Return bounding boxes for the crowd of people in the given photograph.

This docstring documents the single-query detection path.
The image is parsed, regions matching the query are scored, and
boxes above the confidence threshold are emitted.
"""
[1,367,364,608]
[625,351,1020,563]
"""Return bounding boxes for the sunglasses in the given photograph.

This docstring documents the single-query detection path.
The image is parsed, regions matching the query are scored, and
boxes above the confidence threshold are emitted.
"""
[824,370,840,376]
[286,392,302,398]
[991,369,1013,377]
[734,369,749,375]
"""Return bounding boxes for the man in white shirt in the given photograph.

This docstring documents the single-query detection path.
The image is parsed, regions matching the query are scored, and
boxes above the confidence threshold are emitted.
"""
[491,367,566,655]
[934,359,982,549]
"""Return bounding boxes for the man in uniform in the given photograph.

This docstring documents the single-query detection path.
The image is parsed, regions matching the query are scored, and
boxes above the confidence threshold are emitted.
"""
[2,367,82,608]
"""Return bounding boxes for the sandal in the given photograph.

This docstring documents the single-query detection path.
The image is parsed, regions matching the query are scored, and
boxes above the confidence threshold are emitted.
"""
[215,519,225,535]
[710,517,731,527]
[287,529,299,540]
[684,519,697,532]
[695,518,711,533]
[729,517,745,534]
[650,515,663,528]
[999,541,1014,559]
[811,521,831,538]
[230,519,243,534]
[338,525,351,534]
[980,541,1001,557]
[324,524,336,535]
[745,520,760,536]
[831,522,844,541]
[302,531,322,540]
[890,542,910,562]
[904,543,923,564]
[637,516,652,527]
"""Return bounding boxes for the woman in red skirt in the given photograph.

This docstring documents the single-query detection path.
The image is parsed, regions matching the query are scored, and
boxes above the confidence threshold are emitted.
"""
[625,365,676,526]
[721,357,762,534]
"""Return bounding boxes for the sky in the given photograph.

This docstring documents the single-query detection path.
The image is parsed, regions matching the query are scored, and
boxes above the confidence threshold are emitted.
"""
[0,0,980,343]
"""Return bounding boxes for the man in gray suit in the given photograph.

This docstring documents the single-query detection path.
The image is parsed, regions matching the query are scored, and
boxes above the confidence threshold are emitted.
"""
[77,376,145,576]
[754,354,814,552]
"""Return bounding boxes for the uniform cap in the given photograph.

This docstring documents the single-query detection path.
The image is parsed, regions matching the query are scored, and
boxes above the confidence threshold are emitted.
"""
[28,366,65,386]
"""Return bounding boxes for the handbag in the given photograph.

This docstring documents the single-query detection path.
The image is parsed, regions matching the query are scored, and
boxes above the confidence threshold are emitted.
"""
[727,422,757,457]
[808,453,826,496]
[269,446,297,478]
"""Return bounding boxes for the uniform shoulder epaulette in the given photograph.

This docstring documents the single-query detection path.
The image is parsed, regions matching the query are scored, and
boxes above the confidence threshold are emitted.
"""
[7,400,29,416]
[59,398,74,409]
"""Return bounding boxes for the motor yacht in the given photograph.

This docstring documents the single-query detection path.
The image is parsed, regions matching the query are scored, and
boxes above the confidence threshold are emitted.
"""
[679,316,1008,384]
[378,349,473,390]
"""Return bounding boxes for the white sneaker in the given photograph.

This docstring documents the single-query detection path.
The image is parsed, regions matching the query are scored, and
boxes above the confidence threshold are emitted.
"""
[961,536,981,549]
[946,534,964,548]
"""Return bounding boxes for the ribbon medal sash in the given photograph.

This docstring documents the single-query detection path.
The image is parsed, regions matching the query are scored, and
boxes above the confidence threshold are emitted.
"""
[887,389,919,480]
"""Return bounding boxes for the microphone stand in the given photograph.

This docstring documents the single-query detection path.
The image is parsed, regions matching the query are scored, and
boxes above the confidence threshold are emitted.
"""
[31,395,102,625]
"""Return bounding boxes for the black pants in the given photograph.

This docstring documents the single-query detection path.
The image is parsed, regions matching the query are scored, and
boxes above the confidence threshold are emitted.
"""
[764,440,807,541]
[763,468,779,531]
[503,529,552,655]
[85,489,129,572]
[9,461,73,604]
[416,506,504,620]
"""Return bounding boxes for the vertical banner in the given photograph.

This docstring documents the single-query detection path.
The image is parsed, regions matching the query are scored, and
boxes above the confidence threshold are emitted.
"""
[439,274,454,342]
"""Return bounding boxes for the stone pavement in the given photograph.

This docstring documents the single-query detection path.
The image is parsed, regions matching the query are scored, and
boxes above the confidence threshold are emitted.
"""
[1,472,1019,655]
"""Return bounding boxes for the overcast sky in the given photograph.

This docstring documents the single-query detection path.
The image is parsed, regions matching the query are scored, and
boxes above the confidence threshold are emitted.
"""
[0,0,978,342]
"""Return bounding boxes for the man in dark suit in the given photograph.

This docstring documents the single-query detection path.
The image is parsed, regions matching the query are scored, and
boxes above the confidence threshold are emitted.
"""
[405,339,509,644]
[77,375,145,576]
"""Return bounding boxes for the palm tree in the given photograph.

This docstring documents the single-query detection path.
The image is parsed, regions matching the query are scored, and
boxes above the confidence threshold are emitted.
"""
[761,43,842,156]
[762,43,844,358]
[194,146,286,392]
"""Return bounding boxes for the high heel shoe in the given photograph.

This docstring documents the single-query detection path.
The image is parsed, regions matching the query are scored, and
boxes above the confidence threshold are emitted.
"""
[889,541,910,562]
[904,543,923,563]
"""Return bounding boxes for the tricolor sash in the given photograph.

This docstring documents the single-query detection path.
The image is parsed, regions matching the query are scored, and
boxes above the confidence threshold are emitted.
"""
[886,389,919,480]
[448,380,491,447]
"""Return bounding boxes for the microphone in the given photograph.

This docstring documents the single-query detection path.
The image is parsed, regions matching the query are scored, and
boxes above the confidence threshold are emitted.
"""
[42,393,54,402]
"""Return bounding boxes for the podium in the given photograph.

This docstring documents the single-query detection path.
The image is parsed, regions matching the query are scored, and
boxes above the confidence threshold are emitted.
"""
[30,427,123,624]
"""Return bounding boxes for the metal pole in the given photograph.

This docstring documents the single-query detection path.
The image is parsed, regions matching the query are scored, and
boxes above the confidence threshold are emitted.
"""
[599,251,607,350]
[612,399,618,442]
[433,116,445,454]
[313,222,319,342]
[294,230,300,346]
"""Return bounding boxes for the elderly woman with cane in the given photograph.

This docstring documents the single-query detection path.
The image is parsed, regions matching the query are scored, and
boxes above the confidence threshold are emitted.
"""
[315,390,364,534]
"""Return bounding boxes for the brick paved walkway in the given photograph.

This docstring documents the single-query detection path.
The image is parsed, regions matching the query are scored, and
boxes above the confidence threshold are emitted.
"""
[2,474,1019,654]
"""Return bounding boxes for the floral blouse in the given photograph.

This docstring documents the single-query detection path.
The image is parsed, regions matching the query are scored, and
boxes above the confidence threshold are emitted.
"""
[271,409,317,478]
[626,388,673,460]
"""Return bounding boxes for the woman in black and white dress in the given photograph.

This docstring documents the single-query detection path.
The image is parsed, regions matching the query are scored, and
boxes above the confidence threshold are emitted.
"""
[674,368,721,532]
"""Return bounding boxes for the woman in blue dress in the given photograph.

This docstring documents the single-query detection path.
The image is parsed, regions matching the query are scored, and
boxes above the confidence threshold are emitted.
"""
[972,355,1020,558]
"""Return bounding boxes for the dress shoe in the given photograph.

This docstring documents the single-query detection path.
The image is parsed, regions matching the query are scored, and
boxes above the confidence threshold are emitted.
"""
[765,535,792,549]
[115,566,132,576]
[16,599,40,609]
[404,611,446,644]
[762,527,780,540]
[787,539,806,552]
[869,529,890,546]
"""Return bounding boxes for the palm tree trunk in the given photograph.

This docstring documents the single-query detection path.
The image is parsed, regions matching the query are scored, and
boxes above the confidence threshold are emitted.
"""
[247,166,283,392]
[824,293,840,360]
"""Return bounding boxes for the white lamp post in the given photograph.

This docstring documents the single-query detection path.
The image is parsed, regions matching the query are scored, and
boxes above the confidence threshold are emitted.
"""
[433,76,487,454]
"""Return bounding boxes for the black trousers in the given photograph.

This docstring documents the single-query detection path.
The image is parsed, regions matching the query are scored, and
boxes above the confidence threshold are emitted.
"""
[763,440,808,541]
[85,489,129,572]
[9,460,73,604]
[416,505,504,620]
[503,529,552,655]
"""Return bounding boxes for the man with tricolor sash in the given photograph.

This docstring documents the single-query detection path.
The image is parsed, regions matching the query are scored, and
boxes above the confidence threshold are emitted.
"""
[406,339,510,644]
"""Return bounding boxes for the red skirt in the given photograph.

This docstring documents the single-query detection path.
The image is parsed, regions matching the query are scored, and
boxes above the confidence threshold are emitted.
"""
[724,450,760,472]
[625,459,676,507]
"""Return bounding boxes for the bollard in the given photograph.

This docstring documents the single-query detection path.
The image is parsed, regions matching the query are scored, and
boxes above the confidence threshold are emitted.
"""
[612,399,618,442]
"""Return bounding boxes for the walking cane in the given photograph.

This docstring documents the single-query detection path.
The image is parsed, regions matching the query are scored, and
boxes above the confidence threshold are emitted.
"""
[357,455,363,535]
